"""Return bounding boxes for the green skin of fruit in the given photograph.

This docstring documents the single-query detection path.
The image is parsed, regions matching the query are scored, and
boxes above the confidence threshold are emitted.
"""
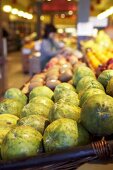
[106,77,113,97]
[54,83,76,94]
[4,88,27,106]
[29,96,54,110]
[0,114,19,127]
[43,118,78,152]
[77,78,104,95]
[21,103,51,119]
[0,126,12,151]
[98,70,113,88]
[57,97,80,107]
[73,66,95,87]
[49,102,81,123]
[29,86,54,101]
[0,114,19,153]
[54,89,79,106]
[1,126,43,160]
[76,76,96,94]
[77,124,90,146]
[18,115,49,134]
[80,88,105,107]
[81,94,113,136]
[0,99,23,118]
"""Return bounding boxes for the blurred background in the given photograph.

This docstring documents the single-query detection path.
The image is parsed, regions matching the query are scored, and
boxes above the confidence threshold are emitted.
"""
[0,0,113,95]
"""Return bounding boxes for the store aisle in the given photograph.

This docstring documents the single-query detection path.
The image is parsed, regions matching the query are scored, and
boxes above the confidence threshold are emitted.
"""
[6,52,30,89]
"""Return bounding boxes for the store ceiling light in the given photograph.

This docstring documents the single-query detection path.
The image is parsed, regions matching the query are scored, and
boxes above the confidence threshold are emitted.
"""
[11,8,18,15]
[18,11,24,17]
[27,14,33,20]
[23,12,33,20]
[97,6,113,20]
[61,14,65,18]
[3,5,33,20]
[68,10,73,15]
[3,5,12,13]
[19,11,33,19]
[67,0,72,1]
[23,12,28,18]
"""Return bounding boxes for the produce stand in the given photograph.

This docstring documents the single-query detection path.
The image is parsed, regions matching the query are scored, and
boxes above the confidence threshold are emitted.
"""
[1,44,113,170]
[13,56,113,169]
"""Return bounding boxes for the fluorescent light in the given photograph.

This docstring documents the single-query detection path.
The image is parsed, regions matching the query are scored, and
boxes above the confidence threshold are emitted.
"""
[3,5,33,20]
[97,6,113,20]
[23,12,28,18]
[11,8,18,15]
[27,14,33,20]
[18,11,24,17]
[23,12,33,19]
[68,10,73,15]
[3,5,12,13]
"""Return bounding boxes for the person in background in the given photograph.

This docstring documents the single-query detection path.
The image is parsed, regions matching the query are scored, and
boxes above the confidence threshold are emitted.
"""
[40,24,64,70]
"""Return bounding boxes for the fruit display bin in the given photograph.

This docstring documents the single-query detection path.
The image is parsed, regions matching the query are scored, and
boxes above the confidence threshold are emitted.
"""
[0,138,113,170]
[1,48,113,170]
[15,59,112,169]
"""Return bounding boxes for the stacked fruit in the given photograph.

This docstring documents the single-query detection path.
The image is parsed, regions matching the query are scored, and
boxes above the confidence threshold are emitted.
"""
[82,31,113,71]
[0,84,90,161]
[0,87,53,160]
[44,83,90,152]
[73,66,113,137]
[28,54,85,91]
[0,88,28,159]
[1,66,113,162]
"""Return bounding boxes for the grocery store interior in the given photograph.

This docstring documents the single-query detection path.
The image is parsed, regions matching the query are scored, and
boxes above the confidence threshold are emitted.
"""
[0,0,113,94]
[1,0,113,170]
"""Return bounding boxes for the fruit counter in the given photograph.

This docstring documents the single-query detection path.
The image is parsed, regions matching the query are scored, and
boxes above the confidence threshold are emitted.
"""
[1,52,113,169]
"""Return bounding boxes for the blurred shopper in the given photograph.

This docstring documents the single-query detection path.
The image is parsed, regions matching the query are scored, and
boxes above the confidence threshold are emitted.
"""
[40,24,64,70]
